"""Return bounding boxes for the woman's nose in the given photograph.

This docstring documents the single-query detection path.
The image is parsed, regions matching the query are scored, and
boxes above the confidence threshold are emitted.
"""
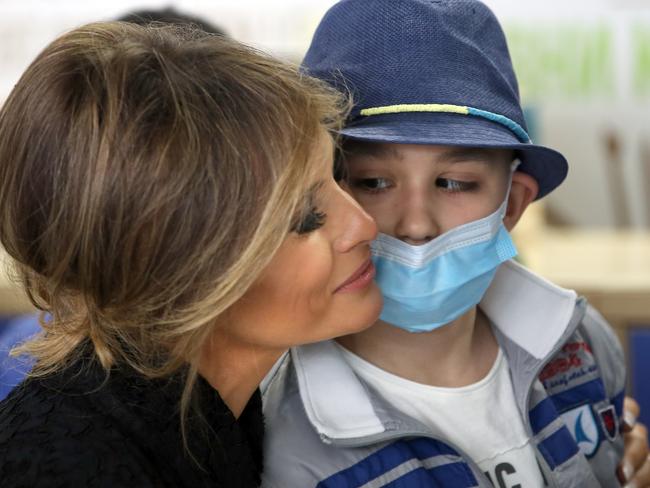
[332,187,377,253]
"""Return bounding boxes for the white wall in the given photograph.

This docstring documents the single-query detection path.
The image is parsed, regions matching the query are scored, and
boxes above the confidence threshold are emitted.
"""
[0,1,341,101]
[538,103,650,227]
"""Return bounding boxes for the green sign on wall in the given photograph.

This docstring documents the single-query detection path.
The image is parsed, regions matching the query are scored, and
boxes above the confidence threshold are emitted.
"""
[505,22,649,100]
[634,25,650,96]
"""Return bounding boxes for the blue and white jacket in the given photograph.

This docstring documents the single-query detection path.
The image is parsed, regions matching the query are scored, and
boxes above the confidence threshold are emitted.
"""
[262,261,625,487]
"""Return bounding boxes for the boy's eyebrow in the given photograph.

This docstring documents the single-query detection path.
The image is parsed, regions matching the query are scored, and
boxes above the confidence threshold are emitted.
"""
[347,144,504,164]
[434,148,495,164]
[345,141,402,161]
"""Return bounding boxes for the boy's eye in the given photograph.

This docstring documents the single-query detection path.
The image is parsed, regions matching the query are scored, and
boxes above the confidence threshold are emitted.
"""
[350,177,392,193]
[291,206,326,235]
[435,178,477,193]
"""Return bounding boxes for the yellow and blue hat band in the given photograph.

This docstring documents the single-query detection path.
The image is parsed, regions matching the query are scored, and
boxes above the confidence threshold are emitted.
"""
[359,103,530,143]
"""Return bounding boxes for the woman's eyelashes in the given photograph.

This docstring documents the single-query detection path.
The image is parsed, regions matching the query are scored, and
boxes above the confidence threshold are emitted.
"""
[291,182,327,235]
[291,205,326,235]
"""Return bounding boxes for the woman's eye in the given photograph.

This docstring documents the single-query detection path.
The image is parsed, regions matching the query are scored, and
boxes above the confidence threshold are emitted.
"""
[350,177,392,193]
[435,178,477,193]
[291,206,326,235]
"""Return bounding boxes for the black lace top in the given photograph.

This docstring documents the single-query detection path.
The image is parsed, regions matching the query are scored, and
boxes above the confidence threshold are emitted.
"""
[0,343,264,487]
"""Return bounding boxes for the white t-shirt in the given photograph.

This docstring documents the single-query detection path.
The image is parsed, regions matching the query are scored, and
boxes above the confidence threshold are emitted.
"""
[337,345,546,487]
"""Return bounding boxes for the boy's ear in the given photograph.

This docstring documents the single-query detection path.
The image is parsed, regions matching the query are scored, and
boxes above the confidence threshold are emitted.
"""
[504,171,539,231]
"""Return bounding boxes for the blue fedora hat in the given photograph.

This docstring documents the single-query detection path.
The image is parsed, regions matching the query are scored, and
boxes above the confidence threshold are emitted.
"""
[303,0,568,199]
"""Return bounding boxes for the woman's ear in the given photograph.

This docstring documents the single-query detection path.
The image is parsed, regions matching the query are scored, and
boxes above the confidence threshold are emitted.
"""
[504,171,539,231]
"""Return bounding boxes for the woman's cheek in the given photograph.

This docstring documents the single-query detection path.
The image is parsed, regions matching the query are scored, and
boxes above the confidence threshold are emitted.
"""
[296,244,335,307]
[273,234,333,297]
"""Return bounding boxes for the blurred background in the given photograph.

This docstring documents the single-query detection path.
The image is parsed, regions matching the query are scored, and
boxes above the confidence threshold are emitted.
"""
[1,0,650,421]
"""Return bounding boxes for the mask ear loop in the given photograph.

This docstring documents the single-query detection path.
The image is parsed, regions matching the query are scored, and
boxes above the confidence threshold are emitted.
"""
[499,158,522,220]
[511,158,522,173]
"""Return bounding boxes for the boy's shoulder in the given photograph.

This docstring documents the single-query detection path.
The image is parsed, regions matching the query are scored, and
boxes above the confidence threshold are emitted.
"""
[544,302,626,408]
[579,303,626,384]
[539,303,626,481]
[486,261,625,482]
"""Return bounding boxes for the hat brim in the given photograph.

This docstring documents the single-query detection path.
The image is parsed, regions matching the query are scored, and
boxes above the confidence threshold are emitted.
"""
[339,112,567,200]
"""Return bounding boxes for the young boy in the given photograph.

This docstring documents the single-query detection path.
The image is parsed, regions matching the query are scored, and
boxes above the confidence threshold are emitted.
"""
[262,1,627,486]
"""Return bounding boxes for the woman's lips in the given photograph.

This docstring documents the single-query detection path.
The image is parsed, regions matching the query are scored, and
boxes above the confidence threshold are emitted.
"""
[334,258,375,293]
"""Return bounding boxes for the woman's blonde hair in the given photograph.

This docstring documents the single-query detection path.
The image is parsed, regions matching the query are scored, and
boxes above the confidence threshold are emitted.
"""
[0,22,346,415]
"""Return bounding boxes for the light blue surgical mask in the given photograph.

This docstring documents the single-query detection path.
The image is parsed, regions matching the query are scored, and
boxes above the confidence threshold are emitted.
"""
[371,168,518,333]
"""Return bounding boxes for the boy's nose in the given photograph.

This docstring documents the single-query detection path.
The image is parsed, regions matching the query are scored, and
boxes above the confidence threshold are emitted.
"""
[395,196,438,245]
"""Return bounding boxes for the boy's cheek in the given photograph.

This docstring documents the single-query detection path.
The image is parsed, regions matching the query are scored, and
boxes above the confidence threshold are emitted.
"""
[338,181,355,197]
[343,186,369,207]
[348,195,387,222]
[343,189,418,237]
[364,207,398,236]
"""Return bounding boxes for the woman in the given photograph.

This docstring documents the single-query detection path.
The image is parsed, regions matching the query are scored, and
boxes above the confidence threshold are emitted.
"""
[0,22,382,486]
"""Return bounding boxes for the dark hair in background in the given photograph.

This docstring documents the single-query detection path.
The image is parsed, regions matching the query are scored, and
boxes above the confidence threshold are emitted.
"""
[116,7,226,36]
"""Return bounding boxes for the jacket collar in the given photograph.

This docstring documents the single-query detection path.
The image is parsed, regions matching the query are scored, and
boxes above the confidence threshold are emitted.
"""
[480,260,577,359]
[291,260,579,442]
[291,341,391,441]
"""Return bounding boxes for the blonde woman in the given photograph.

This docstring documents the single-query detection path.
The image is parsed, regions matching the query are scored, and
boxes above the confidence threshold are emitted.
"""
[0,23,382,487]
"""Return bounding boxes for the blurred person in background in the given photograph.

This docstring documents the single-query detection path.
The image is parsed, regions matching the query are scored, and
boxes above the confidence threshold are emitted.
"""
[0,21,382,487]
[116,6,227,36]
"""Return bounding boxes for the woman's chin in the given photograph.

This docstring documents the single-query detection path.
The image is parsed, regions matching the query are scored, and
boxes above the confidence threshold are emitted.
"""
[335,284,384,337]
